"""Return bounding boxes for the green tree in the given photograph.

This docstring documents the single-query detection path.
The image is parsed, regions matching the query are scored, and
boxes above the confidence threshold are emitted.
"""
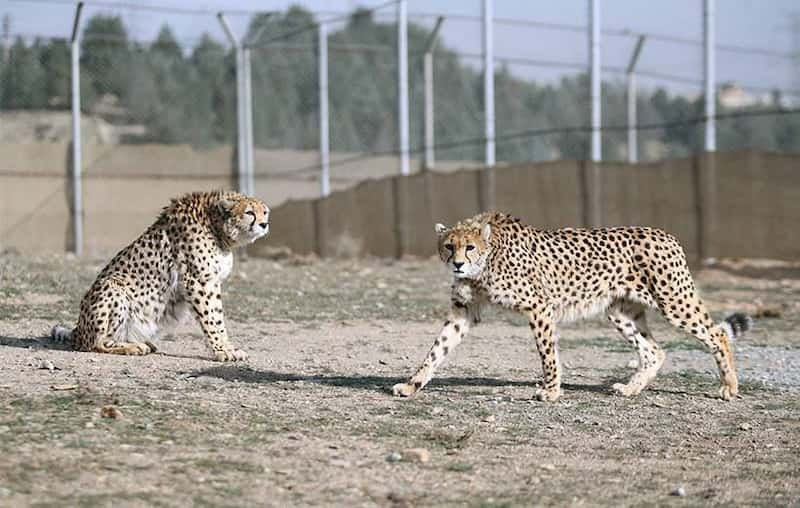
[1,37,46,108]
[191,33,236,143]
[152,25,182,61]
[81,14,129,101]
[40,38,70,108]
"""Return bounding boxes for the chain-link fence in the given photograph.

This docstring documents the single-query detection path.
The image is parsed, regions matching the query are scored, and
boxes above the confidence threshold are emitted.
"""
[2,0,800,255]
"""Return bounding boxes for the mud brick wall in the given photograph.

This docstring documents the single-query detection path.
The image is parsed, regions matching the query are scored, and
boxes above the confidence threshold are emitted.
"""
[3,144,799,260]
[259,150,800,261]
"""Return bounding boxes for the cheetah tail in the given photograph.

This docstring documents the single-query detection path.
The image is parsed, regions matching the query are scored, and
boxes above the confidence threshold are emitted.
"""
[51,325,74,344]
[719,313,752,341]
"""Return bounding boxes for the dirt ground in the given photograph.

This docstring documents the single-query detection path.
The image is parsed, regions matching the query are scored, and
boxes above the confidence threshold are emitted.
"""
[0,252,798,507]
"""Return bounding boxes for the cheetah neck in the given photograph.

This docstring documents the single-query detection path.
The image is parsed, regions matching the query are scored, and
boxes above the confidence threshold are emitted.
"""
[208,210,236,252]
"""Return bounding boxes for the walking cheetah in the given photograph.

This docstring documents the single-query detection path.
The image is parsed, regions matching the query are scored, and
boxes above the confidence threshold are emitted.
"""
[393,211,751,401]
[51,191,270,361]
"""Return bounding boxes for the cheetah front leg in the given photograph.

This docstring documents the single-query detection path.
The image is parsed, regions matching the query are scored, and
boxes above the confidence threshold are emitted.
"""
[392,302,470,398]
[184,278,248,362]
[529,311,562,402]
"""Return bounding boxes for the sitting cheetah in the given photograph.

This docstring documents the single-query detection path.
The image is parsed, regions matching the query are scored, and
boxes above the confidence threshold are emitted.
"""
[393,211,751,401]
[52,191,270,361]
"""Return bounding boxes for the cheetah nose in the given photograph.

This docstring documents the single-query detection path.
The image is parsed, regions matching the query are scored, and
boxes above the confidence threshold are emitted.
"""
[259,222,268,229]
[453,261,464,270]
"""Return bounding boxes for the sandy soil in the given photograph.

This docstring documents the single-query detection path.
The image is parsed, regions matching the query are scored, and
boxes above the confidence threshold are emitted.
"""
[0,252,798,507]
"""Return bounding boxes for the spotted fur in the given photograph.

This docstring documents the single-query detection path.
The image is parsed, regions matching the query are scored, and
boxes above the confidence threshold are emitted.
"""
[393,211,751,401]
[51,191,270,361]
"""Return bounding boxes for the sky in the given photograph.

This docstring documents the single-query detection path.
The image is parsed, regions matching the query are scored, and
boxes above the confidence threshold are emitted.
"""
[2,0,798,97]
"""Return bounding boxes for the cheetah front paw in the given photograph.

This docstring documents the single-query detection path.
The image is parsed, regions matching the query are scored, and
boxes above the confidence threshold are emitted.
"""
[534,386,561,402]
[718,383,738,401]
[213,349,249,362]
[392,382,419,398]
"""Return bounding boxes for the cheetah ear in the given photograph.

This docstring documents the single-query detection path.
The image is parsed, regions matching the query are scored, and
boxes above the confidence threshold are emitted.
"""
[434,223,448,236]
[216,198,235,215]
[481,223,492,243]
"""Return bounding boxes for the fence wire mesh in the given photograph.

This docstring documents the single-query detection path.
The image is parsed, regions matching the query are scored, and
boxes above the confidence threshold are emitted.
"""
[326,3,400,184]
[415,12,484,166]
[3,0,800,254]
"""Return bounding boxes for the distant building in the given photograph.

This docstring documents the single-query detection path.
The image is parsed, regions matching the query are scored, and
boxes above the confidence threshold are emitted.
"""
[718,82,788,108]
[719,83,757,108]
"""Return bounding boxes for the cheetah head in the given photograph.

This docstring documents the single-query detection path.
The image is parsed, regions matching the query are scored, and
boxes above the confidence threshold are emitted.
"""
[217,196,270,246]
[435,220,492,279]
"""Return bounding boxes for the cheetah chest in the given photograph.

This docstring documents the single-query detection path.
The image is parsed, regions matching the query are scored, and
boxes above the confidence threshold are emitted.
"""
[216,252,234,282]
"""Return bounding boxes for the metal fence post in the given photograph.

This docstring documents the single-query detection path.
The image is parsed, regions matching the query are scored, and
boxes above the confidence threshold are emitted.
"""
[703,0,716,152]
[482,0,495,167]
[217,13,247,194]
[626,35,646,164]
[243,20,269,197]
[243,45,255,196]
[589,0,601,162]
[423,16,444,172]
[397,0,410,175]
[70,2,84,256]
[318,22,330,197]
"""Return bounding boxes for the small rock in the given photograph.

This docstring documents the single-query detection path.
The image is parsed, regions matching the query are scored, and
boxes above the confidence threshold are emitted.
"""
[627,359,639,369]
[85,421,95,429]
[671,486,686,497]
[38,359,56,371]
[50,384,79,391]
[386,452,402,463]
[0,487,11,497]
[402,448,430,463]
[540,463,556,471]
[483,414,496,423]
[387,492,411,506]
[100,406,123,419]
[753,306,781,319]
[739,423,752,431]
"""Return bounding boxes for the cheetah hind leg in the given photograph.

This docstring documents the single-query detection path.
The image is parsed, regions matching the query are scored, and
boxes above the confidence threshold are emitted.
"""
[607,300,664,397]
[87,297,158,356]
[94,339,157,356]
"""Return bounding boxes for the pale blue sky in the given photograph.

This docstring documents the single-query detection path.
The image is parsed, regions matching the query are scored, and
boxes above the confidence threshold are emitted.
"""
[3,0,798,96]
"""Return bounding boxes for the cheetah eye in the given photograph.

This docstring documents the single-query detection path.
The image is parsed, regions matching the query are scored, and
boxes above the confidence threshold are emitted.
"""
[465,245,475,252]
[444,244,454,252]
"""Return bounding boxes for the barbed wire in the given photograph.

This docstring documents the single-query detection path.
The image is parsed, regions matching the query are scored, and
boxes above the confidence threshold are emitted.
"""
[4,0,796,59]
[2,107,797,181]
[246,0,399,48]
[257,106,800,180]
[5,28,798,101]
[5,30,796,98]
[5,0,260,16]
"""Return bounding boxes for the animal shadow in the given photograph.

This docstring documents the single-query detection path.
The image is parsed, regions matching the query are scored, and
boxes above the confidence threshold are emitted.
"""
[190,365,609,396]
[0,333,71,351]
